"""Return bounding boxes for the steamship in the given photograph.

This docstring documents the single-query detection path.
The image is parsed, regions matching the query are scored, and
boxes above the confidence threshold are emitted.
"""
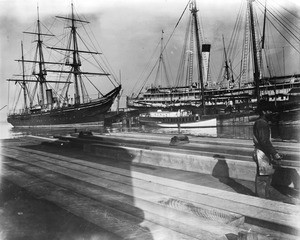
[7,4,121,127]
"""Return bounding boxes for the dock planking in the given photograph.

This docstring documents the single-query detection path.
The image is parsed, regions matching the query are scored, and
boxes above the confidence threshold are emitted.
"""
[57,133,300,165]
[1,135,299,239]
[2,149,241,239]
[2,135,299,239]
[3,146,300,223]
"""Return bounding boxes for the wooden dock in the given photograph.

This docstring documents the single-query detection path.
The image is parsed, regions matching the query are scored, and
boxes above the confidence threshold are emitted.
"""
[1,133,299,239]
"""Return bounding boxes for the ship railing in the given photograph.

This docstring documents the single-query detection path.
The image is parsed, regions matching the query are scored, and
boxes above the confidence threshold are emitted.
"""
[10,108,31,115]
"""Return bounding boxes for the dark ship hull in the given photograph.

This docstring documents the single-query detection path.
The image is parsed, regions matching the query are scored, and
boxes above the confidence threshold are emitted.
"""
[6,4,122,128]
[8,86,121,127]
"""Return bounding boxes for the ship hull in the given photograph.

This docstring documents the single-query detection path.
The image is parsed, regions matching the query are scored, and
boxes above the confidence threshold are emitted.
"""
[140,117,217,128]
[139,111,217,128]
[7,86,121,127]
[127,82,300,125]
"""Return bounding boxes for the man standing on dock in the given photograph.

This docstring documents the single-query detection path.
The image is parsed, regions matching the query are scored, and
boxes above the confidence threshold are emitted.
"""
[253,100,282,199]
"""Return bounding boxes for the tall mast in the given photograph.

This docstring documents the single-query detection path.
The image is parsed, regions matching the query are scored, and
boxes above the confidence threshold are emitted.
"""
[190,1,205,114]
[50,3,109,104]
[248,0,260,103]
[71,3,81,105]
[154,30,171,87]
[261,0,267,50]
[21,41,28,110]
[222,35,231,82]
[46,3,110,105]
[155,30,164,85]
[36,6,47,106]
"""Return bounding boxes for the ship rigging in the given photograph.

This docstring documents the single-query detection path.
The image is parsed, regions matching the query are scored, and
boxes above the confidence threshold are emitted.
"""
[7,4,121,126]
[127,0,300,124]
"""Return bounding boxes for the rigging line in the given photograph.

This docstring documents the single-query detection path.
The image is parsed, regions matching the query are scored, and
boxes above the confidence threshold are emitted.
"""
[161,0,192,57]
[196,4,205,43]
[165,49,174,86]
[164,50,173,87]
[30,81,38,104]
[52,32,70,47]
[256,2,300,41]
[265,14,300,55]
[59,74,72,101]
[85,38,119,86]
[266,3,300,34]
[76,26,100,56]
[138,39,161,81]
[219,47,226,83]
[11,82,17,111]
[32,42,39,74]
[132,1,193,95]
[268,26,283,76]
[175,14,192,87]
[80,19,99,53]
[40,22,56,40]
[79,75,89,102]
[154,53,162,86]
[24,82,32,105]
[50,15,71,48]
[262,39,272,78]
[137,60,161,97]
[97,52,118,86]
[42,42,65,63]
[139,60,160,91]
[266,0,300,24]
[13,87,22,113]
[83,75,103,96]
[75,33,106,70]
[225,0,244,81]
[84,21,119,85]
[0,105,7,112]
[208,52,218,85]
[162,58,171,87]
[75,53,101,72]
[132,38,161,95]
[257,2,300,43]
[228,0,245,59]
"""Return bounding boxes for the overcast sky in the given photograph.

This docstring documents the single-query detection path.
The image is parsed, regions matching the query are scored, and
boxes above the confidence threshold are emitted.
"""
[0,0,299,121]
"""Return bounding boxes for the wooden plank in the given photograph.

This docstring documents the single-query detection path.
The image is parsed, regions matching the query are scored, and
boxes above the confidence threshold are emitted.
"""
[2,146,299,231]
[3,159,242,239]
[5,152,296,239]
[2,148,245,225]
[67,134,299,162]
[1,167,155,240]
[102,133,300,161]
[3,146,298,215]
[1,165,197,240]
[84,143,263,180]
[28,134,300,162]
[105,132,300,150]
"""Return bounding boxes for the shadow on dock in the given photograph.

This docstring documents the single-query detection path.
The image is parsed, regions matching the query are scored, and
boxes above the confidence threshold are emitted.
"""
[7,134,154,240]
[212,155,255,196]
[272,168,300,199]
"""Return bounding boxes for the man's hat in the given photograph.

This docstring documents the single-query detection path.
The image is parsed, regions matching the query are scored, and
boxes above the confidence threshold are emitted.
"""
[256,99,269,114]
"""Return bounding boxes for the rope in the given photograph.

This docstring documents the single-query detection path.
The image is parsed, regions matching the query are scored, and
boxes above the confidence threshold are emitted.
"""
[134,0,192,97]
[256,0,300,54]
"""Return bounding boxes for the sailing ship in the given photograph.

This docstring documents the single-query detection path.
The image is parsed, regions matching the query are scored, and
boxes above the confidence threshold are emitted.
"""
[7,4,121,127]
[127,0,300,126]
[127,0,217,128]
